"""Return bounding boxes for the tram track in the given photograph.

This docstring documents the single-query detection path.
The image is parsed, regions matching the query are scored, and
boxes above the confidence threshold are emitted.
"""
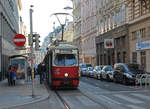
[45,82,108,109]
[44,82,71,109]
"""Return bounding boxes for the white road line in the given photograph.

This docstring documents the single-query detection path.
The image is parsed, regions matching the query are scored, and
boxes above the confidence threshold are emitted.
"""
[97,95,122,105]
[127,104,145,109]
[131,93,150,101]
[114,94,144,104]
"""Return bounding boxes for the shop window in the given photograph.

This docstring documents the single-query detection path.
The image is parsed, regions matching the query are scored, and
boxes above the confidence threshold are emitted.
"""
[117,52,121,63]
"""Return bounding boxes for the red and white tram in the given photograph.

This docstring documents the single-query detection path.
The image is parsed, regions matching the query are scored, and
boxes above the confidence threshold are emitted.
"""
[44,41,79,89]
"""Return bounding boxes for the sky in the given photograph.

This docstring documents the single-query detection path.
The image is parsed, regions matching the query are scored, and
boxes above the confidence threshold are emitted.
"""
[20,0,73,43]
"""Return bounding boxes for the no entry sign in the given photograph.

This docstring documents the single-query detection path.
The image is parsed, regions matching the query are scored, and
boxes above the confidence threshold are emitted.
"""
[13,34,26,47]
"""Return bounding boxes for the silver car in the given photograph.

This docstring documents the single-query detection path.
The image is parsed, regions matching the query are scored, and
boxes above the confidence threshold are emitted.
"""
[101,65,114,81]
[87,67,94,77]
[93,66,102,79]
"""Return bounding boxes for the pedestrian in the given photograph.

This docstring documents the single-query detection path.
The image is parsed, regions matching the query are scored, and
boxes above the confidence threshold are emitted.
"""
[27,66,32,81]
[11,66,17,86]
[7,65,12,86]
[39,63,46,84]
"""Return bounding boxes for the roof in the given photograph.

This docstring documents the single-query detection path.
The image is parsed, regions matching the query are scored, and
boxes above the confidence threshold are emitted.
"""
[48,41,78,50]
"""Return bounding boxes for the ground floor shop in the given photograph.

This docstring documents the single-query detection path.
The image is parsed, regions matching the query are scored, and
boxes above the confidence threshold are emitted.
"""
[96,24,129,65]
[129,18,150,73]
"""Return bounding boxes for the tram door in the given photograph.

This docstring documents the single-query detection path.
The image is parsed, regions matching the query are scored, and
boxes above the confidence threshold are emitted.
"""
[48,51,52,85]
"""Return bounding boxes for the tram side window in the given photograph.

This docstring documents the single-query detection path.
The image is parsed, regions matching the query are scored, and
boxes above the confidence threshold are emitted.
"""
[54,54,77,66]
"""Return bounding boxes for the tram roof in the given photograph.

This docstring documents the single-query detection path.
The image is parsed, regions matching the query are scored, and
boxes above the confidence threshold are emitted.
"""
[48,41,78,50]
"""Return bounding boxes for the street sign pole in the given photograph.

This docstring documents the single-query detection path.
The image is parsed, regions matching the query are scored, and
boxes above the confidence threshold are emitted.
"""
[29,6,35,98]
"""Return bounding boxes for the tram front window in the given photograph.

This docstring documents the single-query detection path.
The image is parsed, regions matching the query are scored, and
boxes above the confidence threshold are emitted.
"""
[54,54,77,66]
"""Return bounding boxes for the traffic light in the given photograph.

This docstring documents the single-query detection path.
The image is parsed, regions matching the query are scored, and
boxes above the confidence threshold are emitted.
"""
[35,34,40,50]
[28,34,33,46]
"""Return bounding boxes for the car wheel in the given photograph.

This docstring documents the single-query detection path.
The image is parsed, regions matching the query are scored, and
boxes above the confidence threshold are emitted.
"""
[123,77,128,85]
[107,75,111,82]
[113,75,117,83]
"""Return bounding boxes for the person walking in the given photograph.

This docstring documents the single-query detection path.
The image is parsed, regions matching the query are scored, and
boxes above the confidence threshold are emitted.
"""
[7,65,12,86]
[11,66,17,86]
[27,66,32,81]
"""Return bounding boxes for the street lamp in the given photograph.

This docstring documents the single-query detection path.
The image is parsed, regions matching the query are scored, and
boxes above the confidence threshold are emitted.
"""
[51,12,72,41]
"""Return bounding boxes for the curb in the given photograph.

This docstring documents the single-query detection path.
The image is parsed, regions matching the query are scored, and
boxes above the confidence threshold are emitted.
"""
[1,94,50,109]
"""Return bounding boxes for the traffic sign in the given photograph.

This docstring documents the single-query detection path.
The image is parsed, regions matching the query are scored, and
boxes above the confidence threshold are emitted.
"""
[13,34,26,47]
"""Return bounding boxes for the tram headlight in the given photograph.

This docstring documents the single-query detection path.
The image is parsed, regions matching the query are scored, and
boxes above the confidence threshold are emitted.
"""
[64,73,68,77]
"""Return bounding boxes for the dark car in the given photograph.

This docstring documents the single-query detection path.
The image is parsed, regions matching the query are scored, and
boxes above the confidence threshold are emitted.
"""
[113,63,144,85]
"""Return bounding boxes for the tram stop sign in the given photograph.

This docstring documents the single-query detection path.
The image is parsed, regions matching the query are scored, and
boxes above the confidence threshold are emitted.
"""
[13,34,26,47]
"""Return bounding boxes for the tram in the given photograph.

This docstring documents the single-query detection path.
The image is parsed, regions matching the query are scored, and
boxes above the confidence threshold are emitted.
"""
[44,41,80,89]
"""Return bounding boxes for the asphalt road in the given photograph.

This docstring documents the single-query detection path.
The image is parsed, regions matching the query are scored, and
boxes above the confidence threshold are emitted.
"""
[10,77,150,109]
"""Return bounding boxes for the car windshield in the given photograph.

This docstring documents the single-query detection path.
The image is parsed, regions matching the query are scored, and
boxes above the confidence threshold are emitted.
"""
[97,66,101,71]
[88,67,93,71]
[107,66,113,71]
[54,54,77,66]
[81,64,86,68]
[125,64,142,74]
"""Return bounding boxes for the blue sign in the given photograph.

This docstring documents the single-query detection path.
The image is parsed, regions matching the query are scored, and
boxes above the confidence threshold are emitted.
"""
[136,38,150,50]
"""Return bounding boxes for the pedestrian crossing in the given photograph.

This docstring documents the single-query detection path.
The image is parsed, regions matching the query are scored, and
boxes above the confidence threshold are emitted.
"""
[92,92,150,109]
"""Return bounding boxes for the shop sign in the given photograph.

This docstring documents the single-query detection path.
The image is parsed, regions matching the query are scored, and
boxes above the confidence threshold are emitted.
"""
[136,36,150,50]
[104,39,114,48]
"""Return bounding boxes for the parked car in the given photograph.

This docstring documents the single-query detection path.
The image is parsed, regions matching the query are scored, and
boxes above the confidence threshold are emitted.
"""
[93,66,102,79]
[87,67,94,77]
[80,64,92,76]
[101,65,114,81]
[113,63,144,85]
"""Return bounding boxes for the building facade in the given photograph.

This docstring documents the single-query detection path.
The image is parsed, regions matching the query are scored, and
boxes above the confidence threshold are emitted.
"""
[72,0,82,63]
[128,0,150,72]
[96,0,129,65]
[81,0,97,66]
[0,0,21,80]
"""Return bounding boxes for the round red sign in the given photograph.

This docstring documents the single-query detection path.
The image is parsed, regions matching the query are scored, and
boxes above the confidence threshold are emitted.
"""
[13,34,26,47]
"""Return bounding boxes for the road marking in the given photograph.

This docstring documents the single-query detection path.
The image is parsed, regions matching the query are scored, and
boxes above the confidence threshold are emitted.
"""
[76,96,98,106]
[131,93,150,101]
[114,94,144,104]
[97,95,122,105]
[127,104,145,109]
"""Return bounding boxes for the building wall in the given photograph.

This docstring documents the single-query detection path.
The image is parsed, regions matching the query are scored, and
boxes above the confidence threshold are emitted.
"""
[128,0,150,73]
[96,0,129,66]
[0,0,20,80]
[81,0,97,66]
[72,0,82,62]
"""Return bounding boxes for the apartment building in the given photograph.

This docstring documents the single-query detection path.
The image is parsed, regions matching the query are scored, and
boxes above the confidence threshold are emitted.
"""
[72,0,82,62]
[128,0,150,72]
[81,0,97,66]
[96,0,129,65]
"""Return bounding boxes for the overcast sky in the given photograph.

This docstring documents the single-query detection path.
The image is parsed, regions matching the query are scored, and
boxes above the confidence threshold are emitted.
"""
[20,0,72,43]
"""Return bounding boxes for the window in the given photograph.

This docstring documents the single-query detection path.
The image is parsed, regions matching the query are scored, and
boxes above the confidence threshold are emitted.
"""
[54,54,77,66]
[132,52,137,63]
[131,31,137,40]
[140,28,146,38]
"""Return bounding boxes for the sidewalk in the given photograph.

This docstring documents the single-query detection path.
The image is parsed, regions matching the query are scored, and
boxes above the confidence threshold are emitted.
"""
[0,76,49,109]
